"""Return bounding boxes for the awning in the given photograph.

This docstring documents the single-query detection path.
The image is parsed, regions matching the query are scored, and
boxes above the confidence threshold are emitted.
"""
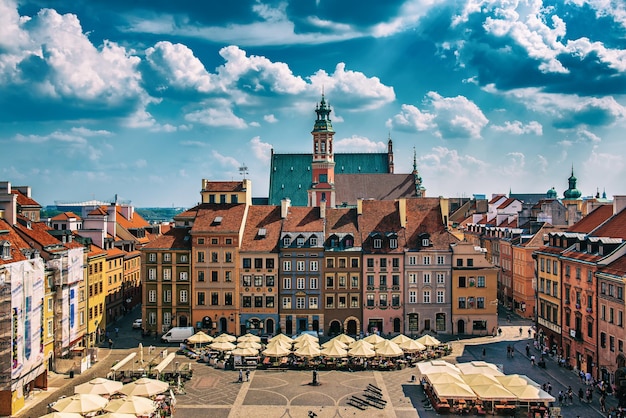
[110,352,137,372]
[153,352,176,374]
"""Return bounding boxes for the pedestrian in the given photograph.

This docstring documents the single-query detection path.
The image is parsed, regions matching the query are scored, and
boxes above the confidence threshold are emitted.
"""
[530,354,535,366]
[238,370,243,383]
[482,348,486,358]
[525,343,530,357]
[245,370,250,382]
[547,382,552,394]
[519,327,522,336]
[528,328,532,338]
[558,390,563,406]
[506,345,511,358]
[108,338,113,349]
[115,327,119,337]
[586,387,592,403]
[600,394,606,412]
[578,388,584,403]
[498,328,502,336]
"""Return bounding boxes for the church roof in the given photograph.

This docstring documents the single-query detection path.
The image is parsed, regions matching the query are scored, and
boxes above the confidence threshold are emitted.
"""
[268,152,391,206]
[334,173,416,206]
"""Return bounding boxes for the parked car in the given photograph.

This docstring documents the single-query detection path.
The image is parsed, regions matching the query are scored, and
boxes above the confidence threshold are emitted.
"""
[132,318,142,329]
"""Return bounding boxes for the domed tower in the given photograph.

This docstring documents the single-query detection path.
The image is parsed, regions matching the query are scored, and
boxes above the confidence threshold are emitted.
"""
[308,94,336,208]
[563,166,582,199]
[547,187,557,199]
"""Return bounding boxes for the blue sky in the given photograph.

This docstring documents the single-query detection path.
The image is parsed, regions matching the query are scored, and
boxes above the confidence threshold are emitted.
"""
[1,0,625,207]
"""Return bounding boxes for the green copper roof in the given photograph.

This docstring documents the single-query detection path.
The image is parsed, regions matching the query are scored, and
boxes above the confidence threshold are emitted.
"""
[268,152,391,206]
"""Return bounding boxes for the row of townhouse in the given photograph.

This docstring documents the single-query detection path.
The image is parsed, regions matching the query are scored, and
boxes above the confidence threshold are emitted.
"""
[141,179,499,340]
[0,181,151,416]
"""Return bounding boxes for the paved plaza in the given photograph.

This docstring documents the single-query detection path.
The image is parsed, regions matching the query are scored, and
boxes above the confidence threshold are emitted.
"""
[13,311,616,418]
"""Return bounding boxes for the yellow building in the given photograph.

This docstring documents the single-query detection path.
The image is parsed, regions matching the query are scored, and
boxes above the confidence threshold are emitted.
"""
[105,247,125,328]
[451,242,499,335]
[43,269,55,371]
[86,245,107,347]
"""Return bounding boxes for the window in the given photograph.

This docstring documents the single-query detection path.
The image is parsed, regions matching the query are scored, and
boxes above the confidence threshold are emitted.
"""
[255,296,263,308]
[379,294,387,307]
[283,237,291,246]
[243,258,251,268]
[148,253,157,262]
[380,258,387,268]
[437,255,445,265]
[197,251,205,263]
[197,292,205,305]
[266,275,275,286]
[477,276,485,287]
[611,336,616,352]
[392,274,400,286]
[326,296,334,308]
[408,273,417,284]
[367,258,374,268]
[296,237,305,246]
[225,292,232,306]
[326,258,334,268]
[211,238,218,245]
[148,269,156,280]
[326,276,334,287]
[587,321,593,338]
[180,290,188,303]
[458,276,466,288]
[310,260,318,271]
[373,239,382,248]
[423,290,431,304]
[266,296,274,308]
[458,297,466,309]
[366,294,375,307]
[587,270,593,283]
[283,278,291,289]
[619,311,623,327]
[309,296,318,309]
[163,290,171,302]
[310,237,318,246]
[339,276,347,287]
[423,273,431,284]
[576,267,581,280]
[225,252,232,263]
[297,277,305,289]
[379,275,387,287]
[148,290,156,303]
[339,296,347,308]
[225,271,232,282]
[422,238,430,246]
[456,259,463,267]
[211,292,219,305]
[351,276,358,288]
[254,258,263,269]
[553,260,558,275]
[243,296,252,308]
[437,273,445,284]
[351,296,359,308]
[367,275,374,286]
[423,256,431,265]
[265,258,274,269]
[619,287,624,300]
[477,297,485,309]
[283,261,291,271]
[436,290,444,303]
[243,275,251,287]
[389,238,397,248]
[211,271,218,282]
[392,294,400,307]
[409,291,417,304]
[254,275,263,287]
[338,258,347,268]
[148,312,156,325]
[540,258,545,272]
[179,271,188,281]
[351,258,359,268]
[296,260,305,271]
[409,256,417,265]
[163,312,171,326]
[310,278,318,289]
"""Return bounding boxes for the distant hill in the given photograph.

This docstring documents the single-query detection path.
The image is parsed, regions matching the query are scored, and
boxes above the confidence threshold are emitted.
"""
[136,207,187,223]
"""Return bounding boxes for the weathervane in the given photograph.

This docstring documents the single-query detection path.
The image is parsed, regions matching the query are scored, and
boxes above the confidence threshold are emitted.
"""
[239,163,249,179]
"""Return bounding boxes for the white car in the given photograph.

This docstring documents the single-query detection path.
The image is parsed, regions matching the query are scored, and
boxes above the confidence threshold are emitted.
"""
[132,319,142,329]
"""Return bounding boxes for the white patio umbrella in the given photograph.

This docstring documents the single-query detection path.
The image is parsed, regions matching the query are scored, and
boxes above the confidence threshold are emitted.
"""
[374,340,404,358]
[507,384,555,403]
[104,396,157,416]
[461,374,501,386]
[41,413,84,418]
[332,334,355,345]
[231,347,259,356]
[52,394,108,414]
[213,333,237,343]
[238,333,261,342]
[237,341,262,350]
[322,339,347,349]
[416,334,441,347]
[470,384,517,402]
[425,372,465,385]
[293,338,320,349]
[348,343,376,358]
[186,331,213,345]
[398,339,426,352]
[431,381,477,400]
[416,360,461,376]
[74,377,123,395]
[117,377,169,397]
[457,361,503,376]
[210,341,237,351]
[262,343,291,357]
[294,342,321,358]
[265,339,291,349]
[390,334,412,345]
[269,334,293,345]
[293,333,318,344]
[320,343,348,358]
[494,374,533,388]
[363,334,386,345]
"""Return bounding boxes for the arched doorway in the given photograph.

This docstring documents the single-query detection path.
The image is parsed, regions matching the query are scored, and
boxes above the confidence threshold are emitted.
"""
[329,320,341,336]
[220,317,227,333]
[286,317,293,335]
[178,315,188,327]
[202,316,212,330]
[457,319,465,334]
[266,318,275,335]
[393,318,401,333]
[312,319,319,332]
[346,319,357,336]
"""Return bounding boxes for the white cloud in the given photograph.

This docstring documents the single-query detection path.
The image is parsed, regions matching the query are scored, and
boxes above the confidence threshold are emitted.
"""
[184,100,248,129]
[250,136,272,163]
[419,146,488,174]
[387,104,436,131]
[145,41,215,92]
[264,114,278,123]
[576,128,601,143]
[491,120,543,135]
[135,159,147,168]
[499,152,526,176]
[536,155,549,173]
[211,150,240,169]
[334,135,387,153]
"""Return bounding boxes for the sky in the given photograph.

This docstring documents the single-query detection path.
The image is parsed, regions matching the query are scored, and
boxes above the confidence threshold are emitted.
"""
[1,0,625,208]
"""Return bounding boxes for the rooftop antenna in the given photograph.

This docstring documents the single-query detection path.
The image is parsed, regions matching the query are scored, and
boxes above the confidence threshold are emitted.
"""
[239,163,249,180]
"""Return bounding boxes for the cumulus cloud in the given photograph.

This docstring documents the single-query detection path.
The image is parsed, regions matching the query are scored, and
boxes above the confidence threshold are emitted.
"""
[211,150,240,169]
[388,92,488,139]
[250,136,272,163]
[264,114,278,123]
[491,120,543,135]
[419,146,488,174]
[334,135,387,153]
[184,100,248,129]
[15,128,105,161]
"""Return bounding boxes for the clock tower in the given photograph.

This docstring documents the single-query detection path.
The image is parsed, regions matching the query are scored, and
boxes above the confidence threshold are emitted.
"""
[308,95,336,207]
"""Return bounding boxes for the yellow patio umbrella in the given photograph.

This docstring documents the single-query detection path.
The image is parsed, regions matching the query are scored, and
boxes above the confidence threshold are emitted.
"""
[41,413,84,418]
[293,333,318,344]
[507,384,555,403]
[52,394,108,414]
[332,334,356,345]
[416,360,461,376]
[74,377,123,395]
[238,333,261,342]
[262,343,291,357]
[231,347,259,356]
[117,377,169,397]
[265,339,291,349]
[293,338,320,349]
[269,334,293,345]
[374,340,404,358]
[294,342,321,358]
[494,374,532,388]
[416,334,441,347]
[461,374,501,386]
[213,333,237,343]
[398,339,426,352]
[348,343,376,358]
[457,361,503,376]
[186,331,213,345]
[210,341,237,351]
[425,372,464,385]
[470,384,517,402]
[363,334,386,345]
[320,343,348,358]
[237,341,262,349]
[97,413,138,418]
[431,381,477,400]
[390,334,412,345]
[104,396,157,416]
[322,339,347,349]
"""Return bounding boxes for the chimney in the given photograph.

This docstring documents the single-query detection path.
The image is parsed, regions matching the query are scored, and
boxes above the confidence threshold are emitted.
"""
[319,203,326,219]
[613,195,626,215]
[0,181,17,226]
[357,198,364,216]
[398,198,407,228]
[281,198,291,219]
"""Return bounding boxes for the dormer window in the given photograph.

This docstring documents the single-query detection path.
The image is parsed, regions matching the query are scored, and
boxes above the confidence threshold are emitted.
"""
[374,239,382,249]
[390,238,398,249]
[0,241,10,260]
[422,238,430,247]
[344,235,354,248]
[283,236,291,246]
[310,236,318,246]
[297,237,305,247]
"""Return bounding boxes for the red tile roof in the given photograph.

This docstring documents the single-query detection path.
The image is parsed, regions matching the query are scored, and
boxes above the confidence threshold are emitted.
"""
[489,194,506,204]
[598,253,626,277]
[0,219,32,265]
[11,189,40,207]
[143,227,192,250]
[358,200,405,252]
[282,206,324,232]
[106,247,126,258]
[88,207,108,216]
[240,206,283,252]
[202,181,246,192]
[497,198,519,210]
[51,212,81,221]
[568,205,613,233]
[325,207,361,246]
[589,207,626,239]
[15,220,62,248]
[191,204,247,233]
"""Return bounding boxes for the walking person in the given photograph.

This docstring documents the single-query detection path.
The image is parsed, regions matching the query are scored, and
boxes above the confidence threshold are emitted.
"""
[578,388,584,403]
[115,327,119,337]
[525,343,530,357]
[482,348,486,359]
[108,338,113,349]
[245,370,250,382]
[519,327,522,336]
[238,370,243,383]
[530,354,536,366]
